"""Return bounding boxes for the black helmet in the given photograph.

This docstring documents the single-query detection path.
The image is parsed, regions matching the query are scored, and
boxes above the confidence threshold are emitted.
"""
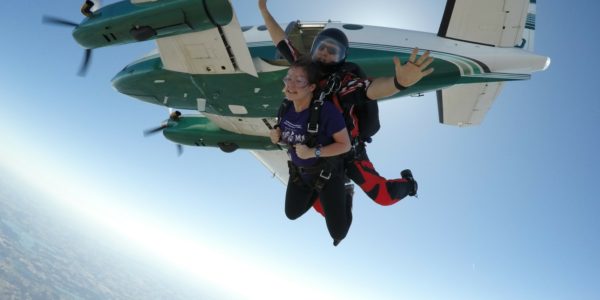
[310,28,349,67]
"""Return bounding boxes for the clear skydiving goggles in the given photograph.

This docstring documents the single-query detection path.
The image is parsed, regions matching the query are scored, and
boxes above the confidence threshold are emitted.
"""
[310,37,347,64]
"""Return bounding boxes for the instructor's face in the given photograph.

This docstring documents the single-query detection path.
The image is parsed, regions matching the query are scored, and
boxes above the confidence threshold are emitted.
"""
[311,40,343,64]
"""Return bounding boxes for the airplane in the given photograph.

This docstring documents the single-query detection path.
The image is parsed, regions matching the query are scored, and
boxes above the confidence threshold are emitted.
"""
[44,0,550,183]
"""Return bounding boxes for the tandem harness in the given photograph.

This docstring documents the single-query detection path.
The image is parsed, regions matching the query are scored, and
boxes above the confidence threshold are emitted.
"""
[315,66,381,162]
[287,159,336,191]
[276,75,344,191]
[315,64,381,147]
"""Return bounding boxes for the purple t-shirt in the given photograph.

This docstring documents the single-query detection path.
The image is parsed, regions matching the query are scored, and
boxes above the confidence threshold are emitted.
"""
[279,100,346,167]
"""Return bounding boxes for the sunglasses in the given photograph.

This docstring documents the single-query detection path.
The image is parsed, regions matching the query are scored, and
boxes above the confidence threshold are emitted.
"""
[283,76,309,88]
[317,43,340,56]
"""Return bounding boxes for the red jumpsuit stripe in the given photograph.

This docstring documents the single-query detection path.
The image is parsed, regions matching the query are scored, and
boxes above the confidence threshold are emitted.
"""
[351,159,408,206]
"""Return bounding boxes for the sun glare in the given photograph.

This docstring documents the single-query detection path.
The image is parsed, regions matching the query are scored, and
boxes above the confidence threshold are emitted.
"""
[0,136,367,300]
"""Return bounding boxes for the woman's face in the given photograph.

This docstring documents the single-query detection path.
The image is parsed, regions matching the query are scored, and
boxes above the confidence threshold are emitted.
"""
[283,67,315,102]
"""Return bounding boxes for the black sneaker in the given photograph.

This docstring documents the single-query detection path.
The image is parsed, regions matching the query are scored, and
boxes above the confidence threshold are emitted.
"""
[401,169,418,197]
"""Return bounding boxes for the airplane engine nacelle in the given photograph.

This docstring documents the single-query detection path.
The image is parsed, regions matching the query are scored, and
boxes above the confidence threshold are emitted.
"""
[163,115,279,153]
[73,0,232,49]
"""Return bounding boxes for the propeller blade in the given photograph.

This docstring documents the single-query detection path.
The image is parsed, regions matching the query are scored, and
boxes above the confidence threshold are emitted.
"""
[42,16,91,76]
[143,124,167,137]
[176,144,184,157]
[42,16,79,28]
[78,49,92,77]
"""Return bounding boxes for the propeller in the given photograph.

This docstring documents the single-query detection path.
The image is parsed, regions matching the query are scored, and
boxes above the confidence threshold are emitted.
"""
[143,111,184,156]
[42,16,93,76]
[41,16,79,27]
[78,49,92,76]
[143,123,168,137]
[42,0,102,76]
[143,111,181,136]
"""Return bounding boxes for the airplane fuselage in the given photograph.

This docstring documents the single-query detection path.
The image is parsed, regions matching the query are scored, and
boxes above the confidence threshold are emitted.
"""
[111,21,548,151]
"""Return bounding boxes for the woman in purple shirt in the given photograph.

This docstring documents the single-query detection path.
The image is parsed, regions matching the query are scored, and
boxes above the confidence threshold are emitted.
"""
[270,57,352,246]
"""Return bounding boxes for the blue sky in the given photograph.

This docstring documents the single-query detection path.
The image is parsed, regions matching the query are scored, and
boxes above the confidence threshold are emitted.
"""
[1,1,599,299]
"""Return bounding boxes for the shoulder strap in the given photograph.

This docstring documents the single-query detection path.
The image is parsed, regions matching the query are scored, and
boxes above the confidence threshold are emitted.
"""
[305,99,324,147]
[304,68,352,146]
[319,72,343,101]
[304,70,343,146]
[274,99,291,128]
[304,65,362,147]
[275,98,323,148]
[307,99,323,133]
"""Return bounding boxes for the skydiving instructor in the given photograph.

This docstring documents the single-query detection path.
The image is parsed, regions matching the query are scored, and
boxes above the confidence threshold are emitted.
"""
[259,0,435,210]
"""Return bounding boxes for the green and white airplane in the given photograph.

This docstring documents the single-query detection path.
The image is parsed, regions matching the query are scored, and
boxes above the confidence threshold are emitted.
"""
[46,0,550,182]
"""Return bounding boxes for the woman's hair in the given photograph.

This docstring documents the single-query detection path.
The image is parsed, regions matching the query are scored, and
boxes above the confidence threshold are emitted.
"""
[290,56,320,85]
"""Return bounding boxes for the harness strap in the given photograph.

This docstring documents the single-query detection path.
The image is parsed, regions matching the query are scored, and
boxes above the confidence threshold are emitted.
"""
[288,157,342,192]
[274,99,291,129]
[306,99,323,135]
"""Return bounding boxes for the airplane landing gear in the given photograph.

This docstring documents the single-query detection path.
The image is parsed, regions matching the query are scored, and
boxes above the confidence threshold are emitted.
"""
[218,142,239,153]
[130,26,157,42]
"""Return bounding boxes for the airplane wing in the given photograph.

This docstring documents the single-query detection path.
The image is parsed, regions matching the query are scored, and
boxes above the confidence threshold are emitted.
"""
[153,1,288,182]
[154,2,257,77]
[436,0,529,126]
[250,150,290,184]
[438,0,529,47]
[437,82,504,126]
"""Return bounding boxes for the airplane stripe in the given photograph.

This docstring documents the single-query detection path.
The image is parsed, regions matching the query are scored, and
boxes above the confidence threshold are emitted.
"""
[248,41,275,47]
[349,42,487,76]
[465,75,530,80]
[466,73,529,77]
[349,42,483,74]
[464,73,530,80]
[246,41,500,79]
[464,75,529,79]
[249,40,489,77]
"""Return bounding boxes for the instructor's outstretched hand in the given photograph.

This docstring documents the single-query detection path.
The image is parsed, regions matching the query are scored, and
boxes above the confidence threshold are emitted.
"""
[394,48,434,88]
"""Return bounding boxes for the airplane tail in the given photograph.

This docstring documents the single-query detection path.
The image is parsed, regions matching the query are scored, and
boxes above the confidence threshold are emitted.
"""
[517,0,537,52]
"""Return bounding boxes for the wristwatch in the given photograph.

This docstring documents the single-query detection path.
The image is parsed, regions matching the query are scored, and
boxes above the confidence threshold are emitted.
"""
[314,146,321,158]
